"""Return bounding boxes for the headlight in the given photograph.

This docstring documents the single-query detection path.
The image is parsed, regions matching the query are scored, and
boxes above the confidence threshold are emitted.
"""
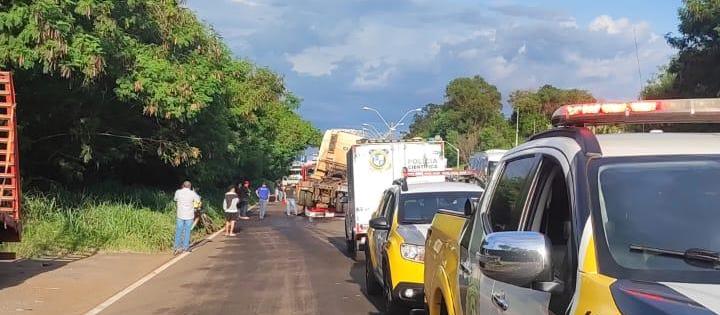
[400,243,425,262]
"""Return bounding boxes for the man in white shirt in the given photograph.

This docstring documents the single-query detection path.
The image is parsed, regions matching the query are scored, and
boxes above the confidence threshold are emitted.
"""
[174,181,200,254]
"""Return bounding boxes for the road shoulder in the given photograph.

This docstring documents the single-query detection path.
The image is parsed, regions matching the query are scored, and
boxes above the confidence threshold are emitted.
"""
[0,253,171,315]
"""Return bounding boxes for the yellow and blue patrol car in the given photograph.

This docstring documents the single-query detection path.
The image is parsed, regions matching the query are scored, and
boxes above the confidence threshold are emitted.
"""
[364,177,482,313]
[444,99,720,315]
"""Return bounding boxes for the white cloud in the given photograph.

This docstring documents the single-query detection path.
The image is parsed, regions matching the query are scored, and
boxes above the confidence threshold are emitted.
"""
[559,17,578,29]
[187,0,676,128]
[286,24,496,86]
[589,15,649,35]
[517,42,527,56]
[229,0,259,7]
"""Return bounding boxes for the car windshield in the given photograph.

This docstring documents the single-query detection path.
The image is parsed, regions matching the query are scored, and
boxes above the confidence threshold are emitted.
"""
[597,158,720,272]
[398,191,480,224]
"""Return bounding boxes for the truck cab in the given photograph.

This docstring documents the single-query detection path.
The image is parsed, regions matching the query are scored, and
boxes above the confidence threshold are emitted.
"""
[454,99,720,315]
[365,178,482,313]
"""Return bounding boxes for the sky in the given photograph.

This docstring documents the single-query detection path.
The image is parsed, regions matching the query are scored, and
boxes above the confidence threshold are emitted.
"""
[186,0,682,132]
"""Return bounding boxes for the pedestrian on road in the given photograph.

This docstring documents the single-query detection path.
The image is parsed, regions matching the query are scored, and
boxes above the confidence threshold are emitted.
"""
[174,181,200,254]
[256,182,271,220]
[237,180,251,220]
[285,184,298,216]
[274,181,283,203]
[223,185,239,236]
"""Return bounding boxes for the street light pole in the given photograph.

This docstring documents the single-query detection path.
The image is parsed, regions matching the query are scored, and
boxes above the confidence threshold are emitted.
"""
[515,109,520,146]
[443,140,461,169]
[363,106,422,140]
[362,106,392,130]
[362,123,383,139]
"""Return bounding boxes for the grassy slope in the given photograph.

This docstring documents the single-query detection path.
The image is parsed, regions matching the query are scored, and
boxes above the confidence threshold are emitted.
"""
[1,184,224,258]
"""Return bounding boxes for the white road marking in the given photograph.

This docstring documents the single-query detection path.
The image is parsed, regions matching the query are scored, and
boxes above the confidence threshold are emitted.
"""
[84,206,256,315]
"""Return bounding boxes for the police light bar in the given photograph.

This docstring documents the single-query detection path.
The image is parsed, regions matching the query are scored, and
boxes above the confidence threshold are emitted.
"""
[405,170,480,177]
[551,98,720,127]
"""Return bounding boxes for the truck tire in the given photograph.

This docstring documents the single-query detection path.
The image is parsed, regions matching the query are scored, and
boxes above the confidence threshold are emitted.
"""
[365,249,382,296]
[345,219,356,258]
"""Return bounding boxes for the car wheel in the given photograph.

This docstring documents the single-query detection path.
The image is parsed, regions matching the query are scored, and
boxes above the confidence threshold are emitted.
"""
[365,250,382,296]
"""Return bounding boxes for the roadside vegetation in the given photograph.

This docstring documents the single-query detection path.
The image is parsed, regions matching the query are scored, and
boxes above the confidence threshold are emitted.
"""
[1,184,225,258]
[0,1,316,257]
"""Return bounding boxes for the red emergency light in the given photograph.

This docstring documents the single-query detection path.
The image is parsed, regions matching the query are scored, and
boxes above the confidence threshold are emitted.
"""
[552,98,720,127]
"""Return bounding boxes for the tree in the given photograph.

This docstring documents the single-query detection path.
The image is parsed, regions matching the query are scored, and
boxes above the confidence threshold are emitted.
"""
[509,85,595,140]
[0,0,319,188]
[408,75,513,162]
[644,0,720,98]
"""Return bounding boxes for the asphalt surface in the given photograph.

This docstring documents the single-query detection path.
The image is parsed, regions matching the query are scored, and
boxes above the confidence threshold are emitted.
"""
[100,203,387,315]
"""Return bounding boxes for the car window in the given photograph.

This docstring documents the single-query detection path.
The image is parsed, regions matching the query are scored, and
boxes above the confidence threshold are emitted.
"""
[598,159,720,272]
[399,191,481,224]
[384,191,396,222]
[486,156,539,232]
[377,191,389,217]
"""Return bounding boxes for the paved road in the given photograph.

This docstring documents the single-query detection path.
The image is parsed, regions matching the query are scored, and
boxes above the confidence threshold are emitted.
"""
[101,203,386,315]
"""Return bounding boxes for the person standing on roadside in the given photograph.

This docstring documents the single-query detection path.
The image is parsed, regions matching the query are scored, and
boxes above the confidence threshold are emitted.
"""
[274,181,283,203]
[223,185,239,236]
[237,180,251,220]
[256,182,271,220]
[174,181,200,255]
[285,184,298,216]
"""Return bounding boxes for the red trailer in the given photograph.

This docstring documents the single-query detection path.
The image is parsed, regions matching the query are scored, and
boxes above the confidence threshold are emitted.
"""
[0,71,21,255]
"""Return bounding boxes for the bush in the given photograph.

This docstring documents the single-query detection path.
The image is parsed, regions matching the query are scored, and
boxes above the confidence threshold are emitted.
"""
[1,184,224,258]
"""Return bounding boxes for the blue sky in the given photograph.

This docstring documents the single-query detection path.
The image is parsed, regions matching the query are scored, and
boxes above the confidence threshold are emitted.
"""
[186,0,682,131]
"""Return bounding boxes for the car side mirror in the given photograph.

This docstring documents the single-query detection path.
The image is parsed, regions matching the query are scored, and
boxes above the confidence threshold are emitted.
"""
[369,217,390,230]
[477,231,553,288]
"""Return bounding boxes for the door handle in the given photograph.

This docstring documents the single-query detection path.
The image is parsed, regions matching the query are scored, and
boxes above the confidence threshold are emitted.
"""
[492,292,509,311]
[459,260,471,273]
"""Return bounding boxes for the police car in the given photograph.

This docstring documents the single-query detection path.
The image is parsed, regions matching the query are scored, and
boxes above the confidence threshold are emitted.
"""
[365,174,483,313]
[457,99,720,315]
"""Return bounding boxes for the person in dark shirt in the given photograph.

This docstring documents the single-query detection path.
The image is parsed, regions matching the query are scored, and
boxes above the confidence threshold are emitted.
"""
[237,181,251,220]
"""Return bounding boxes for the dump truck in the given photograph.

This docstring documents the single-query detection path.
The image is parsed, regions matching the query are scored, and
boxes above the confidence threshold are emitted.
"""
[297,129,364,218]
[0,71,22,259]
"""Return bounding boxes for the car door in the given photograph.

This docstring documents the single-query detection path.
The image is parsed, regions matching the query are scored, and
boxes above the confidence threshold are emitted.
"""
[493,152,574,315]
[368,190,389,277]
[374,189,396,281]
[460,155,542,315]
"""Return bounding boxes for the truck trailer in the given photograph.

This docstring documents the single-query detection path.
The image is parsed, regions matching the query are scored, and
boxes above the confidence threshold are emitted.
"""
[297,129,364,218]
[0,71,22,259]
[344,139,447,257]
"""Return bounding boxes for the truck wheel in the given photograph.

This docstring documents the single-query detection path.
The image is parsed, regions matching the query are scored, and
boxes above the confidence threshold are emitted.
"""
[346,233,357,258]
[365,250,382,296]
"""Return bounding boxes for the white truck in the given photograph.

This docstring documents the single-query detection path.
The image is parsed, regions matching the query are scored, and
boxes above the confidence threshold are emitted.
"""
[344,139,447,257]
[282,161,303,186]
[469,148,507,185]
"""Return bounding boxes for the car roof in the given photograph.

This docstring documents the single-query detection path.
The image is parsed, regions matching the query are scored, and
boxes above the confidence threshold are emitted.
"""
[508,132,720,158]
[403,181,484,194]
[595,133,720,157]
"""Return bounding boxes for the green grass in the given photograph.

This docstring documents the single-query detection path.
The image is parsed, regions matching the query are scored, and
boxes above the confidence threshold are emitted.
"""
[0,183,225,258]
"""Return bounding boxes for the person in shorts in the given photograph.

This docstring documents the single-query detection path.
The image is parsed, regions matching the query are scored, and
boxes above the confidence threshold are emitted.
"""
[223,185,239,236]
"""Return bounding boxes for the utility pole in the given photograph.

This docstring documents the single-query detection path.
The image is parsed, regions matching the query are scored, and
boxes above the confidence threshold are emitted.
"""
[515,109,520,146]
